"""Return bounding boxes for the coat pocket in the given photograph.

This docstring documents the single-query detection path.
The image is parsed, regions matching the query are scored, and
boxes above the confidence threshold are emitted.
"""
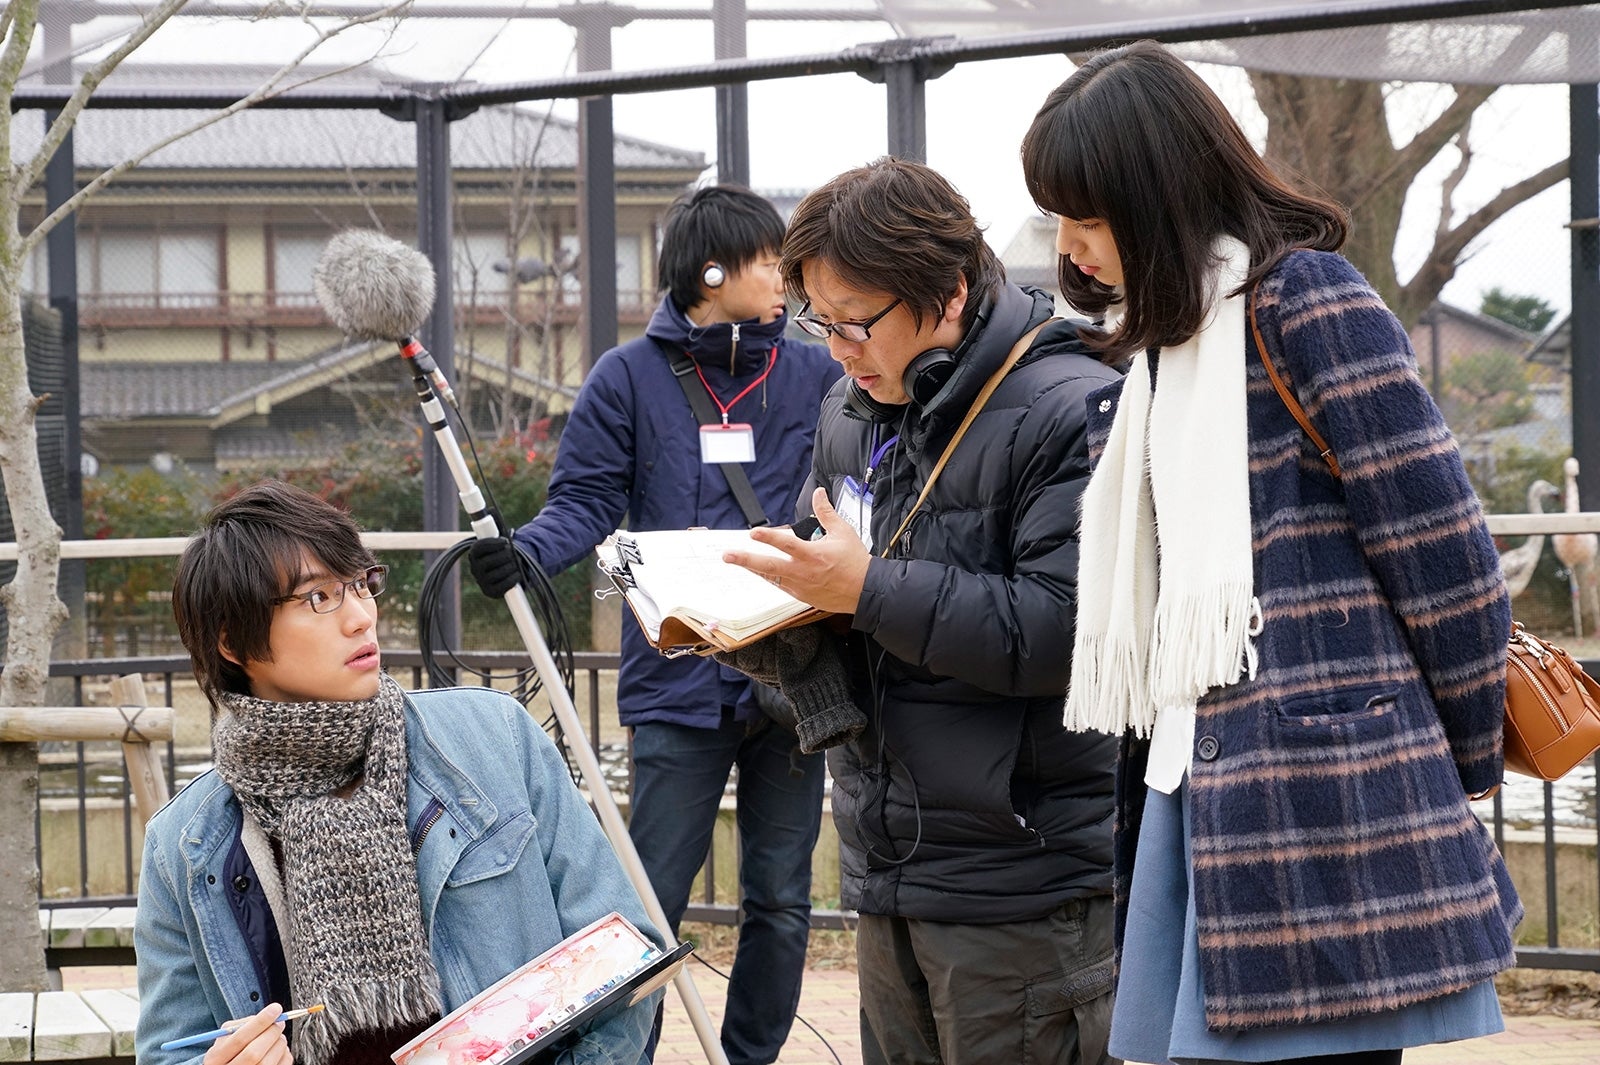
[446,810,537,887]
[1269,683,1401,747]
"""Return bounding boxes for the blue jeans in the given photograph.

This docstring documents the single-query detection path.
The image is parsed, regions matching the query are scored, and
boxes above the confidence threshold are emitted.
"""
[629,711,825,1065]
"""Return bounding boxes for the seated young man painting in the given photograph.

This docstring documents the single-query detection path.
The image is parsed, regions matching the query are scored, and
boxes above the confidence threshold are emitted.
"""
[135,480,662,1065]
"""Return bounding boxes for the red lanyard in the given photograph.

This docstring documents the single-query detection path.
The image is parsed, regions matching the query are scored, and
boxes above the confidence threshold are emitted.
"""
[690,346,778,424]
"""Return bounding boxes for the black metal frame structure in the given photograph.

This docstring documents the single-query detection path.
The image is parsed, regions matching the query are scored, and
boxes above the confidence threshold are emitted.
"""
[14,0,1600,536]
[13,0,1600,975]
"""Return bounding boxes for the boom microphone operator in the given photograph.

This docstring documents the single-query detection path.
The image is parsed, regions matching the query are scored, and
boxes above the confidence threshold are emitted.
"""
[313,229,459,407]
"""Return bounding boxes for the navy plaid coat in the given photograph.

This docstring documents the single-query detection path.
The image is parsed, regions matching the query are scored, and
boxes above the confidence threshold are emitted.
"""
[1088,251,1522,1031]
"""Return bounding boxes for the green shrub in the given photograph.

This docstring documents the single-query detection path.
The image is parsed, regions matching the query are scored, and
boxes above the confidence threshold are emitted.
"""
[81,422,593,657]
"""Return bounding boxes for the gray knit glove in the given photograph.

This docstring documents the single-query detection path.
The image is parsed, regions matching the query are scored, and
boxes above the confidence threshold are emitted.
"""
[716,624,866,754]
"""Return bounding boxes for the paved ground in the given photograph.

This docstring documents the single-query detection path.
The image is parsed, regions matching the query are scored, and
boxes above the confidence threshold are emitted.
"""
[66,963,1600,1063]
[654,965,1600,1065]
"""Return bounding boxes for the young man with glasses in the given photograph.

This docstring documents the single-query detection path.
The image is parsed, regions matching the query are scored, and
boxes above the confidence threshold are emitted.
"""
[720,159,1122,1065]
[464,185,840,1065]
[136,480,663,1065]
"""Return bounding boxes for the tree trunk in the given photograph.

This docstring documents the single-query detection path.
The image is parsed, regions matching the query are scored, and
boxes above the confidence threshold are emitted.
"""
[1252,73,1412,313]
[0,268,62,993]
[0,742,44,992]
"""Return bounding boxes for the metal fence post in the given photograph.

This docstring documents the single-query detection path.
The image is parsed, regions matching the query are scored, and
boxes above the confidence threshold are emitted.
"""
[568,6,631,373]
[713,0,750,186]
[1571,83,1599,509]
[858,39,954,164]
[417,91,463,661]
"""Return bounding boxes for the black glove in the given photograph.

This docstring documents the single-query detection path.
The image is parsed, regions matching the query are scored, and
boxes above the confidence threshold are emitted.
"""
[467,536,523,599]
[717,625,866,754]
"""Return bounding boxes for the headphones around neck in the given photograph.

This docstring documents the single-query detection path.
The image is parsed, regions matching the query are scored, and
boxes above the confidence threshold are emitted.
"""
[842,347,957,423]
[703,262,726,288]
[840,291,995,424]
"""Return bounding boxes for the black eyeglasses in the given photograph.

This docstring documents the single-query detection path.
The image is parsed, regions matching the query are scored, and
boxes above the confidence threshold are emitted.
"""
[794,298,901,342]
[272,565,388,614]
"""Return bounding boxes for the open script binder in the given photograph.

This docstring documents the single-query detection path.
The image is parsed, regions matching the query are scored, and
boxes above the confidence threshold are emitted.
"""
[597,529,830,654]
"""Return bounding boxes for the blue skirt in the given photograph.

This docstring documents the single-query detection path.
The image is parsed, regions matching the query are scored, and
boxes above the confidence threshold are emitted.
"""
[1109,779,1503,1065]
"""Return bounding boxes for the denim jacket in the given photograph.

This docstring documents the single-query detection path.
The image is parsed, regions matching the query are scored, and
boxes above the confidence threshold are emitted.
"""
[135,685,664,1065]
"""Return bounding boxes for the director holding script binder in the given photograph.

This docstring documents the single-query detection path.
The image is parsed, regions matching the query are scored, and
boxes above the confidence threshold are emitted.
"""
[466,186,841,1065]
[717,160,1121,1065]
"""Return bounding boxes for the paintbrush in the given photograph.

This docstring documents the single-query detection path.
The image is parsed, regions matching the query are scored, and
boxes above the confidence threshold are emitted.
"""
[159,1003,326,1051]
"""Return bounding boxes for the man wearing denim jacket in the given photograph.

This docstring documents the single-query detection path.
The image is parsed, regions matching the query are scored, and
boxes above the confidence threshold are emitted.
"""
[135,481,661,1065]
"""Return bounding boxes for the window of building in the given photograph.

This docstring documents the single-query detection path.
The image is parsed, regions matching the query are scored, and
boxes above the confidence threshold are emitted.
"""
[96,233,155,296]
[454,231,510,298]
[89,229,219,306]
[272,233,325,305]
[554,232,646,304]
[616,232,643,307]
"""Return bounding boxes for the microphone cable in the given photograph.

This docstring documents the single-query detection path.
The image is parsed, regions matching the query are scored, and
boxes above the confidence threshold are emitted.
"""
[415,409,579,766]
[686,954,845,1065]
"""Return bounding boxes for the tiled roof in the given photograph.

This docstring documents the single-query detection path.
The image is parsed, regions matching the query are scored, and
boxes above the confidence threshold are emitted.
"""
[214,425,360,464]
[83,341,577,421]
[81,361,288,419]
[11,63,704,173]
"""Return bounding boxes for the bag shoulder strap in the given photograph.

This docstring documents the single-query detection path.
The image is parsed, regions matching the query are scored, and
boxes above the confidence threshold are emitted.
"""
[1248,288,1342,478]
[661,342,771,528]
[880,319,1055,556]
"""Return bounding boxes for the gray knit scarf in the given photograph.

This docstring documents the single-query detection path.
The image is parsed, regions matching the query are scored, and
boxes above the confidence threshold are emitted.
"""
[211,673,442,1065]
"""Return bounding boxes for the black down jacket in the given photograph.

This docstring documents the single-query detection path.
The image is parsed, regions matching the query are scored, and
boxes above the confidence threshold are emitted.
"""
[802,282,1121,923]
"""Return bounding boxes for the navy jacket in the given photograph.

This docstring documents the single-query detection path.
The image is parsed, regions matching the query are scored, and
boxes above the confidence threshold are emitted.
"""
[513,296,840,728]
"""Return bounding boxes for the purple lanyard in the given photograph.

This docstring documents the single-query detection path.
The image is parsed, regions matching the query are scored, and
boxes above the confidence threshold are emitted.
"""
[864,434,899,488]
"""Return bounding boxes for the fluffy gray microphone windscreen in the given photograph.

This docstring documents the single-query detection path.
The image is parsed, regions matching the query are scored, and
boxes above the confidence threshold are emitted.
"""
[314,229,436,342]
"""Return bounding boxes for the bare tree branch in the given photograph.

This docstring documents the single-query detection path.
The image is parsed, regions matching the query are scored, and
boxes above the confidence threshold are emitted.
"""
[0,8,21,69]
[17,0,191,200]
[1437,121,1473,241]
[1346,82,1494,212]
[1399,156,1570,314]
[0,0,38,164]
[0,4,37,224]
[21,2,411,256]
[1354,15,1550,210]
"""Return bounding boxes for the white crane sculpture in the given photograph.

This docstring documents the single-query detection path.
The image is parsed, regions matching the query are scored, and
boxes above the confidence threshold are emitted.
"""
[1499,479,1560,598]
[1551,457,1600,637]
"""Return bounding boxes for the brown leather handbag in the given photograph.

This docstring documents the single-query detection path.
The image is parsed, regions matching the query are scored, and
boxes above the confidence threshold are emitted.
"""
[1249,291,1600,783]
[1503,623,1600,780]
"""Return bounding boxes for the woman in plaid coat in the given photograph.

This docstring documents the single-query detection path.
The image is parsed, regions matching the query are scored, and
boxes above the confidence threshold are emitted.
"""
[1022,41,1521,1065]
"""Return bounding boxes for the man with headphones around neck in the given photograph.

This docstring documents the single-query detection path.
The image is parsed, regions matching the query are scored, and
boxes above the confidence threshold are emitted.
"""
[466,185,840,1065]
[720,159,1121,1065]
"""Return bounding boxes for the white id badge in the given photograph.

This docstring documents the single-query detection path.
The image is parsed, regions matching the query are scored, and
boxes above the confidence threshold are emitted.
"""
[839,476,875,551]
[699,423,756,464]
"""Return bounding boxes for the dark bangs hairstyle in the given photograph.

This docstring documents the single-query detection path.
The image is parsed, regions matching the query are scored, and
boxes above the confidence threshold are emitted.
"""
[173,480,377,710]
[781,157,1004,334]
[1020,40,1348,359]
[657,184,787,311]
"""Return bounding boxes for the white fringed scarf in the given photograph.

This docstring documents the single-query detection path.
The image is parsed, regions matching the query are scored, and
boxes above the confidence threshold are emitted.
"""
[1063,236,1261,792]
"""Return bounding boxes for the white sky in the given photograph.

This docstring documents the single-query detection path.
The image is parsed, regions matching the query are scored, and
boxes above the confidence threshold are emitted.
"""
[49,7,1580,320]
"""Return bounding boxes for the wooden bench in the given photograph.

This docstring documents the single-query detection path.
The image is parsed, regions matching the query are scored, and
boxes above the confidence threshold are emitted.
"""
[0,989,136,1063]
[38,909,136,976]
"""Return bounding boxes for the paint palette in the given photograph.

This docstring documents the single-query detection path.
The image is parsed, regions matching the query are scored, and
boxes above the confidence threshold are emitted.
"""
[390,912,691,1065]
